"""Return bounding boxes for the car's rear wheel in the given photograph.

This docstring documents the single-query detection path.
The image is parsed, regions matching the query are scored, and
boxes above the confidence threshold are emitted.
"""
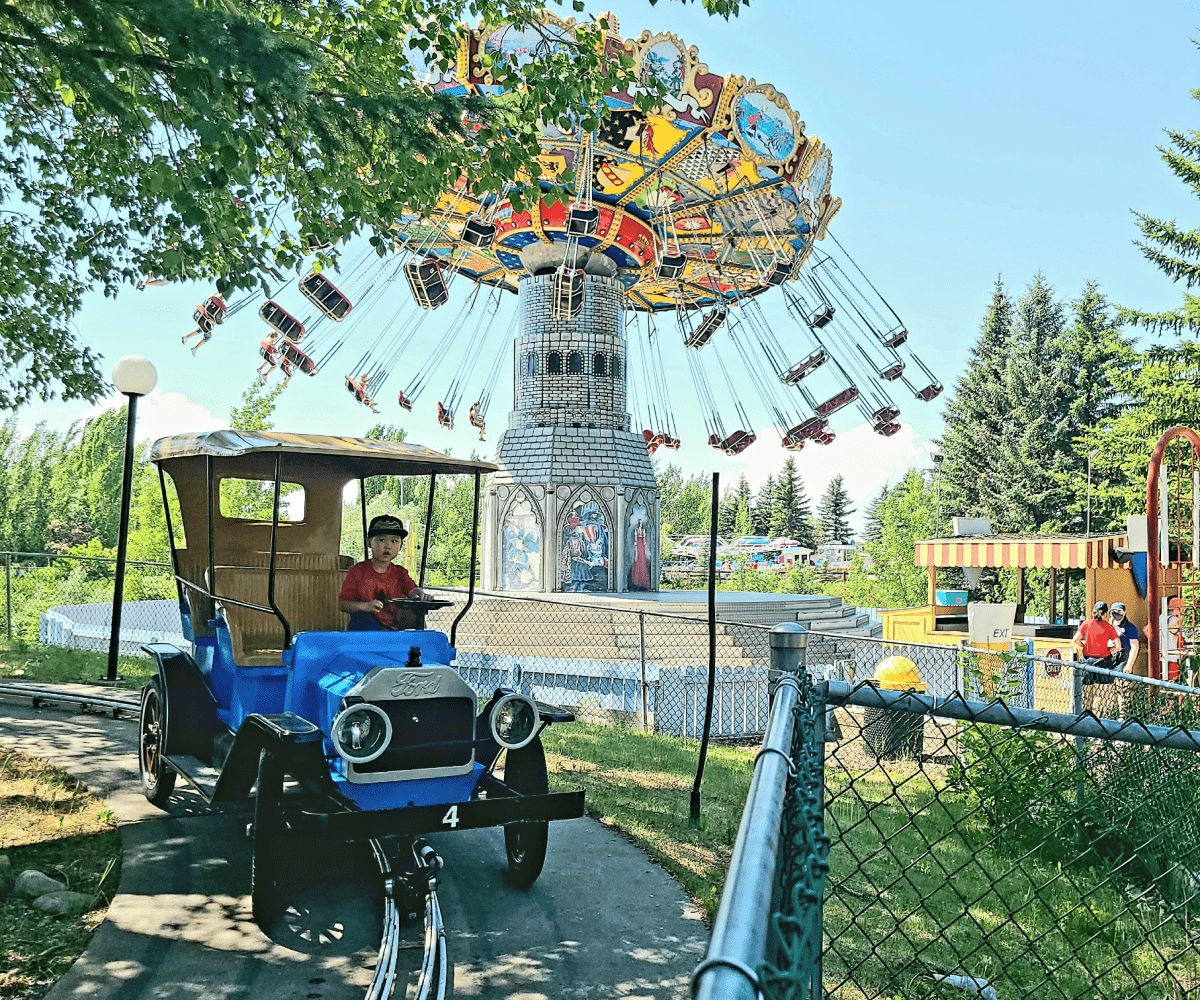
[251,751,285,927]
[503,737,549,888]
[139,680,176,808]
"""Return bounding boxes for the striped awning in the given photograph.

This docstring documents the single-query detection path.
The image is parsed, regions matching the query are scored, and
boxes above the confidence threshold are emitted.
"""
[914,534,1129,570]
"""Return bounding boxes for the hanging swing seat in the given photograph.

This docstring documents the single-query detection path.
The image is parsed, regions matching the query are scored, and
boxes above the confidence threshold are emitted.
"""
[657,251,687,281]
[781,433,805,452]
[814,430,836,445]
[344,375,379,414]
[806,303,835,329]
[259,300,306,343]
[468,403,486,440]
[279,340,317,376]
[878,358,905,380]
[881,324,908,348]
[643,429,666,454]
[461,217,497,249]
[873,421,901,437]
[708,430,755,455]
[781,350,828,384]
[437,402,454,430]
[763,260,794,287]
[815,386,859,418]
[786,417,828,442]
[663,434,681,450]
[193,295,227,327]
[552,266,587,319]
[397,390,414,412]
[300,272,353,320]
[871,405,900,425]
[258,338,280,364]
[403,257,450,310]
[566,204,600,237]
[684,301,727,349]
[914,381,943,401]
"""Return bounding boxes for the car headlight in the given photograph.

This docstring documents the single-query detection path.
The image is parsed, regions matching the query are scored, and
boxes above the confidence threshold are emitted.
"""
[331,703,392,764]
[489,693,539,750]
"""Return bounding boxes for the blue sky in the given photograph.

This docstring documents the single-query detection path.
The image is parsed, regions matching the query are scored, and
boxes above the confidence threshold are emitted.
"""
[21,0,1200,521]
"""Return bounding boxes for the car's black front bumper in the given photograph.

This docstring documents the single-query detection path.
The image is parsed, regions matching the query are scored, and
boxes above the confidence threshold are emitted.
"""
[302,789,585,839]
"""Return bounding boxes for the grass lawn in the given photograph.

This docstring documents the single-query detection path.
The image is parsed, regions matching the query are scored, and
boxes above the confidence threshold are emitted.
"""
[0,639,153,692]
[542,722,753,919]
[0,748,121,999]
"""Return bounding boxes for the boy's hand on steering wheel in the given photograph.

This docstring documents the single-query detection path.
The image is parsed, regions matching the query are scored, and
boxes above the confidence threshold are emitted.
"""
[367,599,384,613]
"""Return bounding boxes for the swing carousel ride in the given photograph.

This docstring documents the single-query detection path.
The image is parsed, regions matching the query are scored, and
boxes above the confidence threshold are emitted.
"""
[169,13,941,457]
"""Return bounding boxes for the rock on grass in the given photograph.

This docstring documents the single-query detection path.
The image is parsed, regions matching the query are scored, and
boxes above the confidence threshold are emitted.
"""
[14,870,65,898]
[32,891,94,916]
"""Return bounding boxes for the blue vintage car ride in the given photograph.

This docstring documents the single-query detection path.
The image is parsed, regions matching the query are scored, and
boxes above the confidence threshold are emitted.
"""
[137,431,583,926]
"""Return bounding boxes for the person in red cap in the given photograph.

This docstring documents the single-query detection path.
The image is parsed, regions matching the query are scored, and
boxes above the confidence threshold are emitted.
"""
[1073,601,1120,714]
[338,515,425,630]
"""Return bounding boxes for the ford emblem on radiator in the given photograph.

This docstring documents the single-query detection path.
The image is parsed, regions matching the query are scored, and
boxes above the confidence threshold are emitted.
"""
[391,671,443,698]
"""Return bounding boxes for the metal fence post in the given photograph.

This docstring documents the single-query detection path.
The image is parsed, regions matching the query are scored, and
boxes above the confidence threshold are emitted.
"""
[1073,660,1085,803]
[769,621,809,693]
[5,553,10,640]
[639,611,649,732]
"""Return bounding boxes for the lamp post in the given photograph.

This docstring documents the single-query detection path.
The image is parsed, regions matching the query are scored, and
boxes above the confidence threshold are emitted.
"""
[930,447,944,533]
[106,357,157,682]
[1086,447,1101,538]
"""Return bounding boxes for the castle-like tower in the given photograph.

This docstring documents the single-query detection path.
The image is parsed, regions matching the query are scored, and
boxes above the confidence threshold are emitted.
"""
[481,272,659,594]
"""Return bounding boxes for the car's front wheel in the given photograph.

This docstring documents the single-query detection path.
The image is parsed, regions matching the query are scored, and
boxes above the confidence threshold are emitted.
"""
[139,680,176,808]
[251,751,285,927]
[503,737,549,888]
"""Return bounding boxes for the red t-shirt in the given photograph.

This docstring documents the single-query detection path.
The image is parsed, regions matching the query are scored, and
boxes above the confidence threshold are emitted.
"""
[1077,618,1118,658]
[339,561,418,628]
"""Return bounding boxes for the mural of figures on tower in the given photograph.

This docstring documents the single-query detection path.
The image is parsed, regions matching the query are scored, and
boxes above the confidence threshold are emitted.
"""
[627,498,654,591]
[559,499,610,592]
[501,500,542,590]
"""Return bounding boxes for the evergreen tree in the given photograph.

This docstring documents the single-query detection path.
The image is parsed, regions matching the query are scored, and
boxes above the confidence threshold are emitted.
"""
[751,475,775,535]
[818,475,854,543]
[718,483,738,537]
[938,278,1016,526]
[862,484,890,543]
[771,457,815,546]
[732,475,753,537]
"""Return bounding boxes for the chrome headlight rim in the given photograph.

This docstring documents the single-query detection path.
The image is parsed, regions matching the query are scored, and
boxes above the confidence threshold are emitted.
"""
[331,702,393,765]
[489,692,540,751]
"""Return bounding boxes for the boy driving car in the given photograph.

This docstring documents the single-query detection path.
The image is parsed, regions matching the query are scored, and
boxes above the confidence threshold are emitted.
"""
[339,515,425,630]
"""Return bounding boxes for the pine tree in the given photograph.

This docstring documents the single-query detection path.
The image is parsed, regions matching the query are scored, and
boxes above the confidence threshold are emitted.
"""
[772,457,816,546]
[1121,63,1200,336]
[751,475,775,535]
[938,278,1016,526]
[818,475,854,543]
[718,483,738,537]
[862,484,890,543]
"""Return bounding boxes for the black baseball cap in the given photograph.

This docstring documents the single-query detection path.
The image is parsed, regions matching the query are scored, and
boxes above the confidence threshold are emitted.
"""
[367,515,408,540]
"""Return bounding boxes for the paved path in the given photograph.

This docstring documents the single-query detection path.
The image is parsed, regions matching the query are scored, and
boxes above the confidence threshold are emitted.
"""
[0,692,706,1000]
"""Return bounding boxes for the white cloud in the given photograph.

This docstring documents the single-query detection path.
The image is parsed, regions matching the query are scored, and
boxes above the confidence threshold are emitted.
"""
[85,388,228,444]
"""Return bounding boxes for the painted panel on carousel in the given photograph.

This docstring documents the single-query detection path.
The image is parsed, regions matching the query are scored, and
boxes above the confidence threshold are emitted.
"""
[627,498,654,592]
[559,498,610,593]
[732,84,803,166]
[502,500,542,591]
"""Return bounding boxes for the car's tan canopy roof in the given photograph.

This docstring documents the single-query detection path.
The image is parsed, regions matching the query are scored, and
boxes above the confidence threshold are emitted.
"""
[150,430,497,477]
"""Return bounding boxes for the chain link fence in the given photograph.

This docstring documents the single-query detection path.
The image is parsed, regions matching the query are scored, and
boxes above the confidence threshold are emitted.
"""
[0,551,180,655]
[701,637,1200,1000]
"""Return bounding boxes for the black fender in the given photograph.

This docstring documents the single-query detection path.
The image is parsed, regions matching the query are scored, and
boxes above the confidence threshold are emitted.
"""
[143,643,224,763]
[475,688,575,770]
[211,713,340,804]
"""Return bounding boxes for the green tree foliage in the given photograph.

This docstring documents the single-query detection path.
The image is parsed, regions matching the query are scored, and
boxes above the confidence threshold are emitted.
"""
[862,484,889,543]
[840,470,937,610]
[818,474,854,544]
[658,464,713,537]
[939,275,1130,532]
[769,458,815,546]
[0,0,741,407]
[751,475,775,535]
[220,380,294,519]
[717,483,738,537]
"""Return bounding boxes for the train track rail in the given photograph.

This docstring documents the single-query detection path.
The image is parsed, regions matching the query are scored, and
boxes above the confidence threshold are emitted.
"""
[0,679,444,999]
